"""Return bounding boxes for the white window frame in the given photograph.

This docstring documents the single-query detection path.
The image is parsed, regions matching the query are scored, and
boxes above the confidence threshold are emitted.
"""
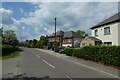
[104,26,111,35]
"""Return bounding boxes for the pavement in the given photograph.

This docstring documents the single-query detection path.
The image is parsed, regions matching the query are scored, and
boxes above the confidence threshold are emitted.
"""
[1,47,120,79]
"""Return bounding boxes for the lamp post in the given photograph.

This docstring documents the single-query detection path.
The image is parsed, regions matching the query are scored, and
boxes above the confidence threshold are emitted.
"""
[54,17,57,52]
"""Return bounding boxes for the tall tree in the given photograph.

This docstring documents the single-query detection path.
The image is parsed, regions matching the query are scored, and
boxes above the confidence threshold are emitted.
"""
[35,35,47,48]
[31,39,38,47]
[0,27,3,37]
[3,30,18,46]
[40,35,47,45]
[76,30,88,37]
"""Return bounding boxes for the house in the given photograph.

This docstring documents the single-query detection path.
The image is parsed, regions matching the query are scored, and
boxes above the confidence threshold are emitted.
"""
[47,31,64,48]
[62,31,83,47]
[90,12,120,46]
[80,37,102,47]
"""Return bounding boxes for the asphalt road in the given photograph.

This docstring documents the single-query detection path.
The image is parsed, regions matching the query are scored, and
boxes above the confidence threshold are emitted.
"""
[2,48,118,79]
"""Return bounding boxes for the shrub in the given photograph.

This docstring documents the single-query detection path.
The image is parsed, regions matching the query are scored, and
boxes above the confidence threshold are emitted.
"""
[2,45,19,56]
[43,46,48,50]
[64,46,120,67]
[64,48,73,56]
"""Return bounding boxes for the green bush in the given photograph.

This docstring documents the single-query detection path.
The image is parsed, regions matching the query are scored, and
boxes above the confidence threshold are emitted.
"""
[43,46,48,50]
[2,45,19,56]
[64,48,73,56]
[64,46,120,67]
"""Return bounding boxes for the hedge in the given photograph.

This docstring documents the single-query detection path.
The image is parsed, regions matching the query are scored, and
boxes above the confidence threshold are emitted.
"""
[2,45,19,56]
[64,46,120,67]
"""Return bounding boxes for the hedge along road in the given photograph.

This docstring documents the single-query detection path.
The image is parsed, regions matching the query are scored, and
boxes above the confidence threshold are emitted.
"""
[2,47,119,79]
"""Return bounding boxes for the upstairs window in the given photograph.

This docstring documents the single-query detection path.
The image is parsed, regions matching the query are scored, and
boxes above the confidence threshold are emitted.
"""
[95,29,98,37]
[104,26,110,35]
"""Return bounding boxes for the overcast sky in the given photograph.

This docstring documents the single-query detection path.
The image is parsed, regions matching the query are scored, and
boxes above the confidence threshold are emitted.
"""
[1,1,119,41]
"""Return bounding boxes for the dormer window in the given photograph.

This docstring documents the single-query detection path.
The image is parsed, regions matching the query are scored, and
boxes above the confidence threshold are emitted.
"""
[95,29,98,37]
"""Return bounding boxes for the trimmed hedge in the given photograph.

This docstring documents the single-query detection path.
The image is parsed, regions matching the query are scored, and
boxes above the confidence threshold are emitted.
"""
[2,45,19,56]
[64,46,120,67]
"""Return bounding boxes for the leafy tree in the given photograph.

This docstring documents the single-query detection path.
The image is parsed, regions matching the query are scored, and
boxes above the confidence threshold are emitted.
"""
[40,35,47,46]
[3,30,18,47]
[28,40,32,44]
[0,27,3,37]
[31,39,38,48]
[76,30,88,37]
[35,35,47,48]
[0,28,3,46]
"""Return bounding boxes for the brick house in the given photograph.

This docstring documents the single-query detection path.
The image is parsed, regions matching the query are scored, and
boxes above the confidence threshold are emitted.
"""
[47,31,64,48]
[62,31,83,47]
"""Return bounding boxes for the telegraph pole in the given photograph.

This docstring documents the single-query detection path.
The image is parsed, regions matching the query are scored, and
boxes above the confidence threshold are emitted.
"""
[54,17,57,52]
[21,37,22,43]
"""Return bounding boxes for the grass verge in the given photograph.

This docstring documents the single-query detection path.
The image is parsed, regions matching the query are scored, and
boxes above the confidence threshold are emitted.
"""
[0,51,20,60]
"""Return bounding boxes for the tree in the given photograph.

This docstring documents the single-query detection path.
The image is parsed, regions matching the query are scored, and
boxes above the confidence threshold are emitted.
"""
[0,27,3,37]
[31,39,38,48]
[35,35,47,48]
[40,35,47,46]
[3,30,18,47]
[76,30,88,37]
[0,28,3,45]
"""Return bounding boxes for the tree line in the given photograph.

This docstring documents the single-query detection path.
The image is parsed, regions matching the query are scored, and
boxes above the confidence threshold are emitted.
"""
[1,27,88,49]
[20,36,47,48]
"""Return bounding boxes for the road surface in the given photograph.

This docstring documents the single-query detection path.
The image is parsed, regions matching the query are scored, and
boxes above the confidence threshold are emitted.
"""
[2,48,119,79]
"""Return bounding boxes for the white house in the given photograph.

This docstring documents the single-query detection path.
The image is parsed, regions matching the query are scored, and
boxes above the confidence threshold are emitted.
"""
[90,12,120,46]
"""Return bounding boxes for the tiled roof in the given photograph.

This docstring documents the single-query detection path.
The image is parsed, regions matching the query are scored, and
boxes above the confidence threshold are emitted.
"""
[89,37,101,41]
[48,31,64,37]
[63,31,83,39]
[90,12,120,29]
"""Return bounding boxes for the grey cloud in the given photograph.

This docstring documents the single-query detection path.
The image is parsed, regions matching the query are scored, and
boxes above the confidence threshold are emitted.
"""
[0,8,14,25]
[19,2,118,40]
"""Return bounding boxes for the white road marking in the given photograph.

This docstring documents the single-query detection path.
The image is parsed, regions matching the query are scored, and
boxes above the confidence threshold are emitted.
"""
[42,60,55,68]
[66,76,72,80]
[36,55,40,59]
[37,49,118,78]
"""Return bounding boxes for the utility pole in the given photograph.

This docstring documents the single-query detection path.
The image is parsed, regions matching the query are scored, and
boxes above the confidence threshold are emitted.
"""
[54,17,57,52]
[60,30,62,47]
[21,37,22,43]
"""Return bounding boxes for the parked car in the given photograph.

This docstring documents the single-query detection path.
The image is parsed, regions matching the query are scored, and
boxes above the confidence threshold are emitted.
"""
[59,48,64,54]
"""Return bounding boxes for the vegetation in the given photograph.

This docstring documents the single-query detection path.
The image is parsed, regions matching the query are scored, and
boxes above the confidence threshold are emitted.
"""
[3,30,18,47]
[0,51,20,60]
[20,35,47,49]
[76,30,88,37]
[64,46,120,67]
[2,45,20,56]
[1,28,21,59]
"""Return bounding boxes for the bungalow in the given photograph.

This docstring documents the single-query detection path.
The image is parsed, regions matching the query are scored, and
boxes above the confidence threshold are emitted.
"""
[62,31,83,47]
[90,12,120,46]
[80,37,102,47]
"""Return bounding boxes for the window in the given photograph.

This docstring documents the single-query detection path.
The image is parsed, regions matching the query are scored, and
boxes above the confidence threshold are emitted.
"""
[95,29,98,37]
[103,42,112,46]
[82,43,85,47]
[104,26,110,35]
[68,39,71,42]
[89,43,92,46]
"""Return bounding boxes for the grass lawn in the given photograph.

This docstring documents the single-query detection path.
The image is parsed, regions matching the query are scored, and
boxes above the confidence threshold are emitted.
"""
[0,51,20,60]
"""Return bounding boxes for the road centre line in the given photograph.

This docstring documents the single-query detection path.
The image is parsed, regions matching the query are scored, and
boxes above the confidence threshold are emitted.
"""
[36,55,41,59]
[67,76,73,80]
[42,60,55,69]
